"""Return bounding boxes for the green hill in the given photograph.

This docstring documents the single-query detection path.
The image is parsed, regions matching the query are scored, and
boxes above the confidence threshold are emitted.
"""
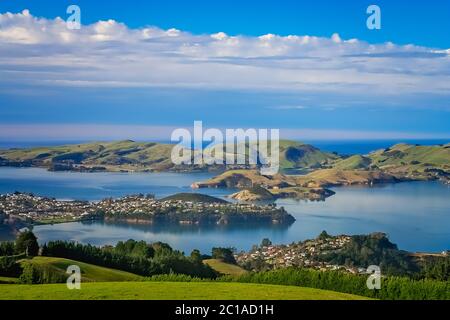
[0,139,339,173]
[205,140,339,172]
[369,143,450,167]
[159,193,228,203]
[0,140,176,172]
[20,257,144,282]
[0,281,368,300]
[203,259,248,276]
[279,140,340,171]
[333,155,372,170]
[367,143,450,179]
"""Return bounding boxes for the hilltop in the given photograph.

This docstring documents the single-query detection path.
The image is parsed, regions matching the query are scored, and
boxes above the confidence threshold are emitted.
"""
[20,257,144,283]
[159,193,228,203]
[367,143,450,181]
[193,169,335,201]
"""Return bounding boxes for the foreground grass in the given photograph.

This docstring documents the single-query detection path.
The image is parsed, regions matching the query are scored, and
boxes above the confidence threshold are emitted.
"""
[22,256,144,282]
[203,259,248,276]
[0,281,368,300]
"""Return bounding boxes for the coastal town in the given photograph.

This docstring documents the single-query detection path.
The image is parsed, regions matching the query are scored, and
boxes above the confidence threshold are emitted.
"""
[0,192,294,226]
[235,233,370,274]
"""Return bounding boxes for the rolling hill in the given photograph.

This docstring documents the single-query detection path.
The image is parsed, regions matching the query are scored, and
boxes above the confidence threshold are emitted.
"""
[0,140,341,173]
[0,140,176,172]
[20,257,144,282]
[159,193,228,203]
[203,259,248,276]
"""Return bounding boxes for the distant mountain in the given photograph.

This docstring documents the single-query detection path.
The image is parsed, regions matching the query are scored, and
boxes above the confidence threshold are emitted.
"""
[0,140,177,172]
[205,140,340,173]
[0,139,341,173]
[366,143,450,180]
[278,140,340,171]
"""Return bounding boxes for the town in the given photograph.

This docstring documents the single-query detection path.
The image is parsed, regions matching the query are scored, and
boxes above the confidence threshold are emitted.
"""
[0,192,295,226]
[235,233,370,274]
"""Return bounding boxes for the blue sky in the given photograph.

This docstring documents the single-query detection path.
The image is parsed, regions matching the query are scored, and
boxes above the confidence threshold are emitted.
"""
[0,1,449,141]
[2,0,450,48]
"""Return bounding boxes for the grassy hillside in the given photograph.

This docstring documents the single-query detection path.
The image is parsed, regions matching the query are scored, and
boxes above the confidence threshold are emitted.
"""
[0,281,368,300]
[0,276,19,284]
[193,169,335,201]
[333,155,372,170]
[203,259,248,276]
[297,168,398,187]
[369,143,450,167]
[279,140,340,171]
[0,139,340,173]
[0,140,176,172]
[367,143,450,178]
[229,186,276,201]
[21,257,144,282]
[159,193,228,203]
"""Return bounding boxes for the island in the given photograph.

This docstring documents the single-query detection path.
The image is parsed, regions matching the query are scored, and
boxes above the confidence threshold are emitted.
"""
[192,142,450,201]
[0,192,295,230]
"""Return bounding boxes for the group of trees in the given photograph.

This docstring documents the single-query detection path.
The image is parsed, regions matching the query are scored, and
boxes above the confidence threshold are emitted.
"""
[0,231,218,282]
[319,233,419,276]
[0,230,39,278]
[0,230,39,257]
[41,239,217,279]
[224,267,449,300]
[420,256,450,281]
[211,247,236,264]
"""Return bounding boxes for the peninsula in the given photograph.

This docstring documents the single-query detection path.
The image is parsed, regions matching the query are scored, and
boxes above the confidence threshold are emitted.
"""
[0,192,295,229]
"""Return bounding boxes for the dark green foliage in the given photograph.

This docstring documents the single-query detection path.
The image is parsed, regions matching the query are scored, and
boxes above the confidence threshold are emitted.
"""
[0,256,23,277]
[420,256,450,281]
[113,239,155,258]
[212,247,236,264]
[0,241,15,256]
[223,268,449,300]
[18,262,66,284]
[317,230,331,240]
[260,238,272,247]
[190,249,202,263]
[42,240,217,279]
[15,230,39,256]
[319,233,418,276]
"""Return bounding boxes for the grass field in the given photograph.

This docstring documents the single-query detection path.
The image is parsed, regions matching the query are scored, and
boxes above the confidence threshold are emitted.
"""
[0,276,19,284]
[203,259,248,276]
[0,281,369,300]
[22,257,144,282]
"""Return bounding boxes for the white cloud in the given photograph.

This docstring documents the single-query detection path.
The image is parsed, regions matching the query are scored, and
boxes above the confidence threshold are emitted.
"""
[0,10,449,102]
[269,105,309,110]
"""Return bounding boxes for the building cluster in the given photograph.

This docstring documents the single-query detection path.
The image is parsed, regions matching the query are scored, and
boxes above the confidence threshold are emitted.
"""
[0,192,285,223]
[0,192,93,222]
[235,235,370,274]
[97,196,284,217]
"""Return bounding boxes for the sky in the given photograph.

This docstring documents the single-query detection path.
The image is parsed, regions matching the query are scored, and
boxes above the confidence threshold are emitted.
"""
[0,0,449,141]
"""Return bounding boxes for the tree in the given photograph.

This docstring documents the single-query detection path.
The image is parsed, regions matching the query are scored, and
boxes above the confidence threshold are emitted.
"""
[190,249,202,263]
[318,230,331,240]
[261,238,272,247]
[211,247,236,264]
[15,230,39,256]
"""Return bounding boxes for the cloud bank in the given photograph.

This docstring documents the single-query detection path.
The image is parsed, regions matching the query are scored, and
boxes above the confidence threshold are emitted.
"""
[0,9,450,99]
